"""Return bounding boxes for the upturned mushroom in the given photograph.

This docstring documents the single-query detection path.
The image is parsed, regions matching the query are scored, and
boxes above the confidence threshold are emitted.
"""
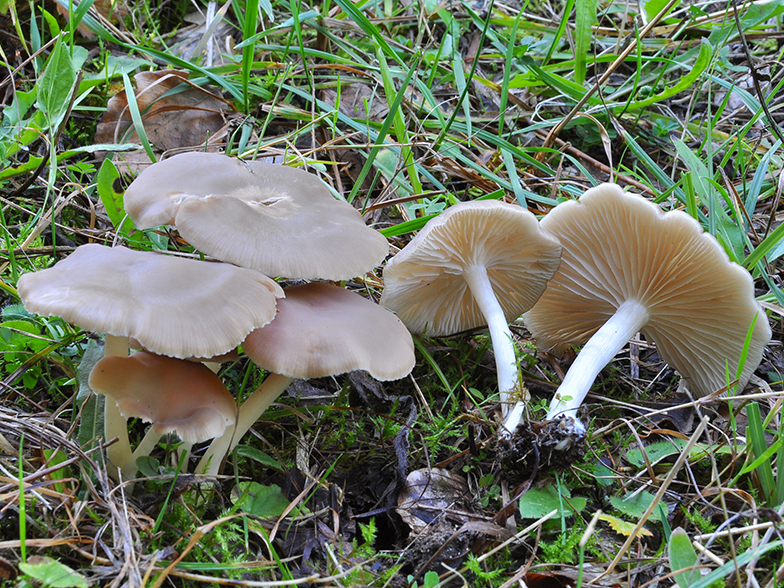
[380,200,562,435]
[17,243,283,476]
[89,351,237,478]
[123,152,389,280]
[197,282,415,475]
[524,184,771,434]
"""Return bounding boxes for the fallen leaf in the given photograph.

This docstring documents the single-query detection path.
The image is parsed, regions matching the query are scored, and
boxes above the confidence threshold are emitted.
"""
[94,70,232,174]
[599,513,653,538]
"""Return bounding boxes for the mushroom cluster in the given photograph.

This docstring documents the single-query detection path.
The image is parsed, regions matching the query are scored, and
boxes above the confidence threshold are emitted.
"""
[17,152,412,480]
[17,160,772,480]
[382,183,770,442]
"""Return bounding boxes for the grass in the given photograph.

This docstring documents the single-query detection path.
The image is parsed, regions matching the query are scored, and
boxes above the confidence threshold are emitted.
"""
[0,0,783,584]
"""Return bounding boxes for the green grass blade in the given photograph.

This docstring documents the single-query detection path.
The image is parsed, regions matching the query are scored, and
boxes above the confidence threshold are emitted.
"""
[746,402,776,504]
[332,0,403,65]
[241,0,260,113]
[346,59,420,203]
[542,0,574,67]
[120,72,156,163]
[744,220,784,269]
[574,0,598,85]
[377,48,423,195]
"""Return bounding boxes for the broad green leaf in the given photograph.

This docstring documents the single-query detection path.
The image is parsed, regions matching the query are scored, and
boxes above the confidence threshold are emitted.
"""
[96,159,135,234]
[610,491,664,522]
[625,439,728,469]
[519,484,586,519]
[36,39,76,128]
[76,340,104,450]
[19,556,88,588]
[235,445,286,471]
[232,482,291,518]
[599,513,653,537]
[668,528,699,588]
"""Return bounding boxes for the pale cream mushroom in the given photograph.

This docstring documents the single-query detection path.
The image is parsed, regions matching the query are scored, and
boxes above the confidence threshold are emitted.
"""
[380,200,562,435]
[524,184,772,434]
[17,243,282,477]
[124,152,389,280]
[89,351,236,478]
[197,282,415,475]
[16,244,283,359]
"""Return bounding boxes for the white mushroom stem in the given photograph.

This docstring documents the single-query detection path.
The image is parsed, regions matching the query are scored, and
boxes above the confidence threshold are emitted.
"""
[546,299,650,430]
[127,429,192,475]
[463,266,518,422]
[197,373,294,476]
[130,426,162,466]
[103,335,132,480]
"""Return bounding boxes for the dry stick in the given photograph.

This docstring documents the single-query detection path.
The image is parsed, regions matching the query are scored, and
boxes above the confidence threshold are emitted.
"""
[537,0,684,156]
[601,415,709,577]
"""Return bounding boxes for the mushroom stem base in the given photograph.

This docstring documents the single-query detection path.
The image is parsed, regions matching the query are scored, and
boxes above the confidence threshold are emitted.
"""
[197,373,294,476]
[547,299,649,425]
[103,335,132,481]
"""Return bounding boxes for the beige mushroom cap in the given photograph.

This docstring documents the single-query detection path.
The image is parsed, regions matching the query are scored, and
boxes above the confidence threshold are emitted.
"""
[89,351,236,444]
[242,282,415,380]
[17,244,283,359]
[524,183,771,396]
[124,152,389,280]
[380,200,563,336]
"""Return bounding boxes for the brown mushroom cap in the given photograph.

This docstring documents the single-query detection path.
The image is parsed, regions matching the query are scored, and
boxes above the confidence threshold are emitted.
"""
[89,351,236,443]
[242,282,415,380]
[524,183,771,397]
[17,244,283,359]
[124,152,389,280]
[380,200,562,336]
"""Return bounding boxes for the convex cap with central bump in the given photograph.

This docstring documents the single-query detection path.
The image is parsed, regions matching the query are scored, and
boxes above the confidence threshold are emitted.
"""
[524,183,772,425]
[123,152,390,280]
[17,244,283,359]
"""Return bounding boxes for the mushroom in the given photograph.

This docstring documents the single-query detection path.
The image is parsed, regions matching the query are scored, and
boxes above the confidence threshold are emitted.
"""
[89,351,237,477]
[196,282,415,475]
[17,243,283,477]
[123,152,390,280]
[379,200,562,435]
[524,184,772,434]
[16,244,283,359]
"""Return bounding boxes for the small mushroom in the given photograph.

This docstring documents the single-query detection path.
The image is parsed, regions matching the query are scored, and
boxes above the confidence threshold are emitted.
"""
[380,200,562,434]
[17,243,282,477]
[197,282,415,475]
[124,152,390,280]
[524,184,772,434]
[89,351,236,478]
